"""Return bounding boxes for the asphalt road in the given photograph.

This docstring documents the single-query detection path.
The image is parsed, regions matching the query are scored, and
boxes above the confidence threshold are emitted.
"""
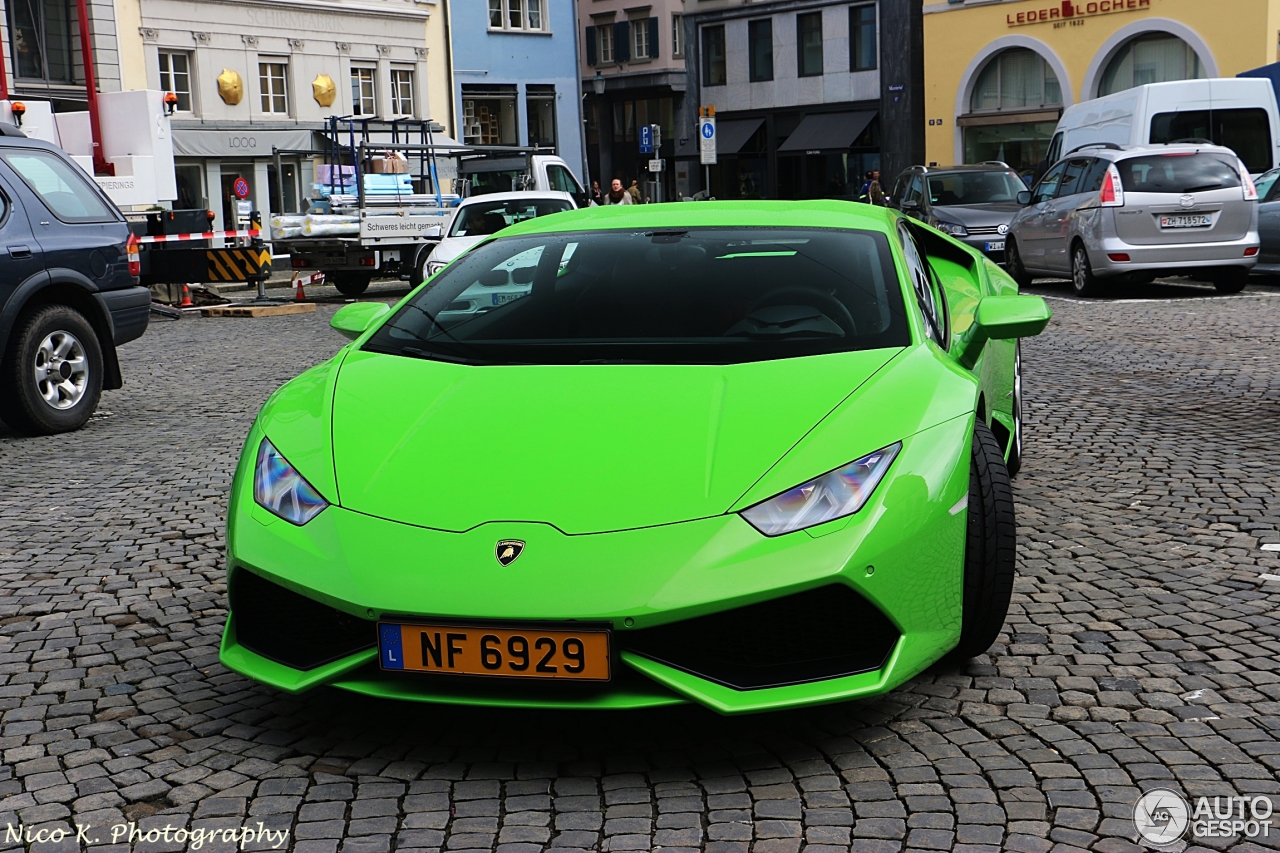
[0,278,1278,853]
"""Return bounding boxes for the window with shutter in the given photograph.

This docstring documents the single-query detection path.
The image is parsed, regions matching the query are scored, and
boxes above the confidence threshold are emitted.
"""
[648,18,659,59]
[585,26,597,65]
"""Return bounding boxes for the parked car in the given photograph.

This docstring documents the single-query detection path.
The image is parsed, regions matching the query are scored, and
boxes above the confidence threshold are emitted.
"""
[1006,142,1260,296]
[1252,167,1280,275]
[888,163,1027,262]
[0,130,149,435]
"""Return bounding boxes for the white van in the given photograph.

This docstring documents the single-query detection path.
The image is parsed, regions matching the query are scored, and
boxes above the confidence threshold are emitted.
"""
[1045,78,1280,175]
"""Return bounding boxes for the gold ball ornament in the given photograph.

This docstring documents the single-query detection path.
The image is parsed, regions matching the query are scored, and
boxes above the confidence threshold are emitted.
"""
[216,68,243,105]
[312,74,336,108]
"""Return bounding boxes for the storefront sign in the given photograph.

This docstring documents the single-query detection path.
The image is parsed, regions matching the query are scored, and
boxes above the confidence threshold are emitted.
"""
[172,128,317,158]
[1008,0,1150,27]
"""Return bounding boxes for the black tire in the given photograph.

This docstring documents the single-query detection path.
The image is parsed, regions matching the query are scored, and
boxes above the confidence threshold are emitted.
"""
[951,420,1017,660]
[0,305,104,436]
[1005,343,1023,478]
[1210,268,1248,294]
[411,247,431,288]
[1070,242,1101,297]
[332,272,372,297]
[1005,238,1032,287]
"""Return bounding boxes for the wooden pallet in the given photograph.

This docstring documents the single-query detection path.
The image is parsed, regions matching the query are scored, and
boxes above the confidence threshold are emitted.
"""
[200,302,317,318]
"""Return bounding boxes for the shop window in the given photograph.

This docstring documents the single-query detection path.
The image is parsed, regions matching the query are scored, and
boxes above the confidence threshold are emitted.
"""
[8,0,73,83]
[849,4,876,72]
[962,120,1059,173]
[702,25,726,86]
[267,163,299,214]
[797,12,823,78]
[351,67,376,116]
[158,51,192,112]
[970,48,1061,112]
[749,19,772,83]
[527,85,556,148]
[463,87,518,146]
[175,164,205,209]
[259,61,289,114]
[1099,32,1204,96]
[391,69,414,115]
[489,0,543,31]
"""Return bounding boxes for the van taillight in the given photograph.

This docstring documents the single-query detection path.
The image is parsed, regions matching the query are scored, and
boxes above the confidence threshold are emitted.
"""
[126,233,141,277]
[1100,164,1124,207]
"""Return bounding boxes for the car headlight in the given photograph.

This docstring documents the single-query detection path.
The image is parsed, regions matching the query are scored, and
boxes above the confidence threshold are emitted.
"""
[739,443,901,536]
[934,220,969,237]
[253,439,328,525]
[426,260,448,278]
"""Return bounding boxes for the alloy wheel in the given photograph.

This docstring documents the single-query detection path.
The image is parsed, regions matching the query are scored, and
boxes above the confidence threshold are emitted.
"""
[33,330,89,410]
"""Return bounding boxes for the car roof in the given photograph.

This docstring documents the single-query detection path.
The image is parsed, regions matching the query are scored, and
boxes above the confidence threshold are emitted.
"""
[1072,142,1240,161]
[456,190,575,208]
[0,134,67,151]
[492,200,899,240]
[902,162,1015,175]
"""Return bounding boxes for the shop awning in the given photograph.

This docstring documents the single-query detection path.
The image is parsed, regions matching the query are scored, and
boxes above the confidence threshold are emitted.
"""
[777,111,877,153]
[675,118,763,157]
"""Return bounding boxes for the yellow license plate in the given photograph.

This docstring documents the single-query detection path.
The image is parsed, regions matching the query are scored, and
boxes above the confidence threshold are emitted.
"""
[378,623,610,681]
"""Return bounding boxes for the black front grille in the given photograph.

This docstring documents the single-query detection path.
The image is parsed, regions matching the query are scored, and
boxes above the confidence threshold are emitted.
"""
[622,585,899,690]
[231,569,376,670]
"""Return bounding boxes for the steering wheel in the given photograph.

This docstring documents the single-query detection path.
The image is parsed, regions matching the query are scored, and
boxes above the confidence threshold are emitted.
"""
[743,287,857,336]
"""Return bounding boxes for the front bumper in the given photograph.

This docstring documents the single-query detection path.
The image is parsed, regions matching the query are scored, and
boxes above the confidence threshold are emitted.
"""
[956,234,1007,261]
[220,415,973,714]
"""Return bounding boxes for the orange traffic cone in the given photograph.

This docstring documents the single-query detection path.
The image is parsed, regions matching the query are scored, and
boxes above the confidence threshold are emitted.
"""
[294,276,306,302]
[180,285,193,308]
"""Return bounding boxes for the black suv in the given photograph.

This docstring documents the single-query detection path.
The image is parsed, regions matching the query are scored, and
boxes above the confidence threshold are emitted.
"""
[888,162,1029,262]
[0,130,149,434]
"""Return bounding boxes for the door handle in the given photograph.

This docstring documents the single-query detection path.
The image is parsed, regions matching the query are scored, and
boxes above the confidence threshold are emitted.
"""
[8,245,32,259]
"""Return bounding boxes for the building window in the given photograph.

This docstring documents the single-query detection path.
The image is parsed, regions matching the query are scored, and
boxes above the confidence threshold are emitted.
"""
[797,12,823,78]
[748,19,772,83]
[489,0,543,31]
[633,17,648,60]
[351,67,376,115]
[971,48,1061,112]
[1098,32,1204,96]
[390,68,414,115]
[598,21,614,64]
[850,4,876,71]
[527,85,556,147]
[8,0,73,83]
[672,14,683,57]
[462,87,518,146]
[158,51,192,112]
[259,61,288,114]
[702,25,726,87]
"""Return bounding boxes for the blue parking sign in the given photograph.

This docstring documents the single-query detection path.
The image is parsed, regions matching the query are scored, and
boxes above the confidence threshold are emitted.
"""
[639,125,653,154]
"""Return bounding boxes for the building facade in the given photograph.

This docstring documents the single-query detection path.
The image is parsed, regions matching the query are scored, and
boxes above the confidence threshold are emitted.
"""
[924,0,1280,173]
[112,0,451,230]
[680,0,922,200]
[2,0,123,108]
[578,0,687,200]
[451,0,585,183]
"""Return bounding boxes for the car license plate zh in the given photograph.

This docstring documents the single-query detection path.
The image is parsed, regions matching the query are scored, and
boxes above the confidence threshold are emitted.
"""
[1160,214,1212,228]
[378,623,611,681]
[984,241,1005,252]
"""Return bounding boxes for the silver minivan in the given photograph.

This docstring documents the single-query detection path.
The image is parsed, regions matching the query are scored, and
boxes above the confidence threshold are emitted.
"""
[1006,143,1259,296]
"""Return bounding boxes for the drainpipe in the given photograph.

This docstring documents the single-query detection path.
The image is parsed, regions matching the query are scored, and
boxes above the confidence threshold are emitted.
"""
[0,28,8,100]
[441,0,456,136]
[76,0,114,175]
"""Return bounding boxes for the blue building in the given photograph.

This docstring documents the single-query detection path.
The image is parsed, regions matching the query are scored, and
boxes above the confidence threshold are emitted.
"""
[451,0,586,183]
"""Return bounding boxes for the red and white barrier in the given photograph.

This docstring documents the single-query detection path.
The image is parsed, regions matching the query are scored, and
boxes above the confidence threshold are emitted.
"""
[134,228,261,244]
[292,270,326,287]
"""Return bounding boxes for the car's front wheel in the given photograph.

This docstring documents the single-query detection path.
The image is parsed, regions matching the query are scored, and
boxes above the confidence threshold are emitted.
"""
[0,305,104,435]
[951,420,1017,660]
[1071,242,1101,297]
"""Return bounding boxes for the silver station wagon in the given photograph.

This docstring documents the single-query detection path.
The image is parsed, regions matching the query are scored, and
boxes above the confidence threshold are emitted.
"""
[1006,143,1259,296]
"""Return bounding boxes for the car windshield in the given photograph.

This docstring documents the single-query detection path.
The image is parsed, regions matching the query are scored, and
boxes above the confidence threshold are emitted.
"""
[1255,167,1280,200]
[464,170,524,195]
[926,171,1025,205]
[449,198,574,237]
[364,228,910,365]
[1116,152,1242,194]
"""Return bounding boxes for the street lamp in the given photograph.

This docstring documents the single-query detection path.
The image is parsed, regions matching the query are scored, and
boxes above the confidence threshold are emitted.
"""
[593,71,605,96]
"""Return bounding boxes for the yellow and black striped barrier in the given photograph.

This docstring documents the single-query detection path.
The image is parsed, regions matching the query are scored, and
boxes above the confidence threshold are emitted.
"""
[205,248,272,282]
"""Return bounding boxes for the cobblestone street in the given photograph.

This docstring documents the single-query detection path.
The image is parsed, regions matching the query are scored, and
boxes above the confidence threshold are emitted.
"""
[1,279,1279,853]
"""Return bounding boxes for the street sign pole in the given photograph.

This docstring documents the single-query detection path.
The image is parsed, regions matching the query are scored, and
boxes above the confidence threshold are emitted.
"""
[698,106,717,198]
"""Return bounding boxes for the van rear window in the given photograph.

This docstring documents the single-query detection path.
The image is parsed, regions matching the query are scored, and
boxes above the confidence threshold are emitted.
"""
[1116,153,1241,195]
[1150,108,1272,174]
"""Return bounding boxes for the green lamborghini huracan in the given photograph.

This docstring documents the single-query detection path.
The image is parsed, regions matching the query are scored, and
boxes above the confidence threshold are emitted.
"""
[220,201,1050,714]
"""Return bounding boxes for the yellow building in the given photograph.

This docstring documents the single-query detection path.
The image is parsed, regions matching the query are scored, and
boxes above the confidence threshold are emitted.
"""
[924,0,1280,172]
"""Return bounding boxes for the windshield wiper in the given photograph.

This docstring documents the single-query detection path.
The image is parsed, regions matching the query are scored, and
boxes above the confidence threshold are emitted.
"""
[400,346,488,365]
[1180,183,1227,193]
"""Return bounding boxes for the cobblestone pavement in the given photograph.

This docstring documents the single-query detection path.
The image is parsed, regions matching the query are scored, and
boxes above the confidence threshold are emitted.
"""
[1,278,1279,853]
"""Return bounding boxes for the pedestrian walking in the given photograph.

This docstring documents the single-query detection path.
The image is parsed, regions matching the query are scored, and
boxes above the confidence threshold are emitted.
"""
[628,180,642,205]
[606,178,633,205]
[590,180,603,206]
[867,169,886,206]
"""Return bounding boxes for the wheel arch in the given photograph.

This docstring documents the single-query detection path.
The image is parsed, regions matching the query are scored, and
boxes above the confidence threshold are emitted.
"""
[0,274,122,390]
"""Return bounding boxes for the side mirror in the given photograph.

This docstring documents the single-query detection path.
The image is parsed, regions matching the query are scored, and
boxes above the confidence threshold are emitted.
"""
[953,295,1051,370]
[330,302,390,340]
[900,199,920,212]
[1017,190,1032,206]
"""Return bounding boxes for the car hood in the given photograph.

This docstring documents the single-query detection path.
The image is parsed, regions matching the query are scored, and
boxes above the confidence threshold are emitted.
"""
[932,202,1022,227]
[326,347,902,533]
[428,235,484,266]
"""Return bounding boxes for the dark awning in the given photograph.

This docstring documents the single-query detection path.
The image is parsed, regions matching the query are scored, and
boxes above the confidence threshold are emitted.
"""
[777,111,877,153]
[675,118,763,158]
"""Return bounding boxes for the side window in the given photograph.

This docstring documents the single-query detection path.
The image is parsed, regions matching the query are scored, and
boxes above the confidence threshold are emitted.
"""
[1079,158,1109,195]
[1032,162,1065,203]
[1045,132,1063,166]
[898,223,948,349]
[547,165,579,194]
[890,176,906,207]
[1,149,115,223]
[1056,158,1090,198]
[906,174,924,204]
[0,188,8,224]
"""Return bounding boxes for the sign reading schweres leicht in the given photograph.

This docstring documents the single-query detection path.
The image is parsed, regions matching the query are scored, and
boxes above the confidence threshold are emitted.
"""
[359,211,452,241]
[1007,0,1150,26]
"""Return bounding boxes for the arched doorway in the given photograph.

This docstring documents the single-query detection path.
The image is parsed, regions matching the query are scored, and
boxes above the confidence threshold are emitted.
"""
[960,48,1063,174]
[1098,32,1205,96]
